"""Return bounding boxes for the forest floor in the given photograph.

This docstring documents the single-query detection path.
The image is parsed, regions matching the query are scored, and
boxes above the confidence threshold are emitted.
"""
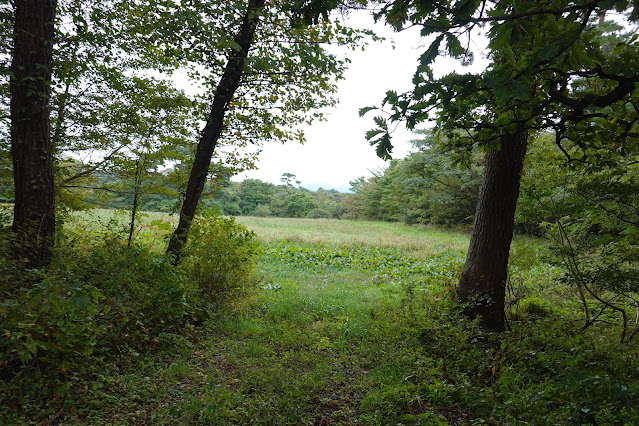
[3,213,639,424]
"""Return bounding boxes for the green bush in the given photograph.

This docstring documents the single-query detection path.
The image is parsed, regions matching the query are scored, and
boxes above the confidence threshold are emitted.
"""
[254,203,272,217]
[0,211,261,383]
[518,297,557,319]
[181,210,259,306]
[0,234,194,376]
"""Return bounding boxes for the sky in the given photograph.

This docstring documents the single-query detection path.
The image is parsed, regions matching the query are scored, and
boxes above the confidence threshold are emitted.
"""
[232,12,490,192]
[232,16,427,192]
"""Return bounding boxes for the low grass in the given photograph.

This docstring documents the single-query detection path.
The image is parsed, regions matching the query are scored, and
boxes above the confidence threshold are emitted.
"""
[3,210,639,424]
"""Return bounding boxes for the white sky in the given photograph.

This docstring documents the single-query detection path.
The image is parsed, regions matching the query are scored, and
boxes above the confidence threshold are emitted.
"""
[233,13,489,191]
[232,16,424,191]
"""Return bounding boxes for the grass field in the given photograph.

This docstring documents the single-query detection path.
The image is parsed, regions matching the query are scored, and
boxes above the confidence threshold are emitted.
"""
[66,209,540,259]
[3,210,639,424]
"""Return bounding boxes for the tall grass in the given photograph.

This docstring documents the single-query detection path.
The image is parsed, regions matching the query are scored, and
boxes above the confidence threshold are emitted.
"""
[236,216,471,258]
[67,210,472,257]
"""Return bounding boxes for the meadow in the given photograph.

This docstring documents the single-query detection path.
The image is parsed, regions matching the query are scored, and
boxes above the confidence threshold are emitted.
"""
[2,209,638,424]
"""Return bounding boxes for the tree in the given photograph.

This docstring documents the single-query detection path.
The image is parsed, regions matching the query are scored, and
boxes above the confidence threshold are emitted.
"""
[285,190,318,217]
[164,0,364,261]
[165,0,267,261]
[516,131,639,342]
[298,0,639,330]
[345,130,482,225]
[2,0,202,226]
[280,172,297,188]
[237,178,275,214]
[47,1,201,212]
[10,0,57,268]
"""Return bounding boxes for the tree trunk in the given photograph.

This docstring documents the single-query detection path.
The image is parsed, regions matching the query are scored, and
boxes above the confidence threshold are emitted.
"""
[166,0,265,263]
[457,129,528,331]
[10,0,57,269]
[128,159,144,248]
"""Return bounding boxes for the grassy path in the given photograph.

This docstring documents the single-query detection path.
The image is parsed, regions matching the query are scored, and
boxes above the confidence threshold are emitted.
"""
[85,218,468,424]
[140,240,463,424]
[28,213,637,425]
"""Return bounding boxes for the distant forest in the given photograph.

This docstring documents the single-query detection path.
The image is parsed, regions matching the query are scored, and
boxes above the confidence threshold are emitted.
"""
[5,130,630,243]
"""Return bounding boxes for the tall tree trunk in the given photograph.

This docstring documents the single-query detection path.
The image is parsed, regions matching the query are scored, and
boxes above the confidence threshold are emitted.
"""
[10,0,57,269]
[166,0,265,263]
[457,129,528,331]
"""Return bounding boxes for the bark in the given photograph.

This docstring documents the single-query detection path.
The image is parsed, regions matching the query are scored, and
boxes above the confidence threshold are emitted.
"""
[10,0,57,269]
[127,159,143,248]
[166,0,266,262]
[457,129,528,331]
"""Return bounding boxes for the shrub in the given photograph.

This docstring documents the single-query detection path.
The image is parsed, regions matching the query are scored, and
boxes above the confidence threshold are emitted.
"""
[307,208,332,219]
[518,297,557,319]
[254,204,272,217]
[0,233,196,377]
[180,210,259,306]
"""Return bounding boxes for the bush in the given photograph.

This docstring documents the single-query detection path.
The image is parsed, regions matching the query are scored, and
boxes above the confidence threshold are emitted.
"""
[0,212,260,381]
[180,210,259,306]
[307,208,332,219]
[0,234,194,376]
[518,297,557,319]
[254,204,272,217]
[0,212,261,420]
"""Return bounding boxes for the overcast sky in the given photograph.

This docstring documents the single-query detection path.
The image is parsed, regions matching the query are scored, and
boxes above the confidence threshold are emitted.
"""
[232,15,423,191]
[233,13,489,192]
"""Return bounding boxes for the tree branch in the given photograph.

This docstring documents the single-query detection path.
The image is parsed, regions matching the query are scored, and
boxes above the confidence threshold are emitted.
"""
[60,185,126,194]
[61,144,126,185]
[549,74,639,113]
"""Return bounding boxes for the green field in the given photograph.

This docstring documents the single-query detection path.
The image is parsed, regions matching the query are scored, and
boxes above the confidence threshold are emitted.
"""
[2,211,638,424]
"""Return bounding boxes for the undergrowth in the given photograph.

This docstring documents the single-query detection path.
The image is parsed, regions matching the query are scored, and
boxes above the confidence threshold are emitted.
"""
[0,211,258,423]
[1,215,638,424]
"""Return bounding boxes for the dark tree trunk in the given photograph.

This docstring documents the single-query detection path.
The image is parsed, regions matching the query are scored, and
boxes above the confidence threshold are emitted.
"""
[128,159,144,248]
[10,0,57,269]
[457,129,528,331]
[166,0,265,263]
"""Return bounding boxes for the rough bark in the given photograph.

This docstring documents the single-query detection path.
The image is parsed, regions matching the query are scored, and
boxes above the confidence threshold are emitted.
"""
[10,0,57,269]
[457,129,528,331]
[166,0,266,262]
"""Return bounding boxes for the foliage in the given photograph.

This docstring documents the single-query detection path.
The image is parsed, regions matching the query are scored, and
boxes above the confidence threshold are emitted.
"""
[346,130,482,226]
[3,214,639,424]
[1,0,366,220]
[1,233,189,359]
[205,175,350,220]
[518,133,639,342]
[180,210,260,306]
[345,2,639,167]
[0,211,260,421]
[264,241,464,285]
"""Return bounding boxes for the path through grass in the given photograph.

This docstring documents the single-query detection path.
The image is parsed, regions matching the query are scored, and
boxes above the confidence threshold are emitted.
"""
[40,212,639,425]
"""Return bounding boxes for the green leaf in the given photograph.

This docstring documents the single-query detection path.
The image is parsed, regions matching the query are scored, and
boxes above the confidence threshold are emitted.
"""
[359,106,377,117]
[365,129,385,141]
[74,294,91,308]
[490,23,513,52]
[373,116,388,131]
[511,80,531,100]
[419,34,445,68]
[374,133,393,160]
[539,44,558,60]
[493,84,509,104]
[385,90,399,104]
[445,33,465,57]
